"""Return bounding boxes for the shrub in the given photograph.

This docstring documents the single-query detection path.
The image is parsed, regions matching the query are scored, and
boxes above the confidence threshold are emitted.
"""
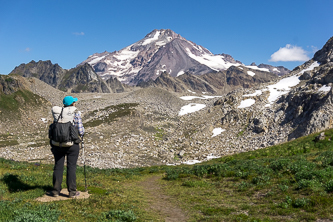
[269,159,290,171]
[287,160,316,174]
[297,179,319,190]
[6,204,61,222]
[192,165,208,177]
[235,171,249,179]
[316,151,333,167]
[237,181,252,191]
[164,169,179,180]
[295,170,316,181]
[293,198,309,208]
[324,180,333,192]
[278,184,289,192]
[103,210,137,222]
[251,175,270,185]
[285,195,293,205]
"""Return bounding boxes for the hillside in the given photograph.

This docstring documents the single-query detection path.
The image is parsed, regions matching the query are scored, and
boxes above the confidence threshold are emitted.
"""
[0,75,51,135]
[1,128,333,221]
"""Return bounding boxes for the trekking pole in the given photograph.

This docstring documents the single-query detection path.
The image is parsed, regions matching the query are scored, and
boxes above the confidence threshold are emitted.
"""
[81,135,87,192]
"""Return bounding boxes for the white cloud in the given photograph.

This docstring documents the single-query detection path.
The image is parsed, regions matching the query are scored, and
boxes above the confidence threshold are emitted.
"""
[269,44,310,62]
[73,32,85,36]
[25,47,31,52]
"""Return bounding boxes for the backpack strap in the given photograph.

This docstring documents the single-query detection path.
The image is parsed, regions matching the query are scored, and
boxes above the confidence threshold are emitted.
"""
[56,107,64,123]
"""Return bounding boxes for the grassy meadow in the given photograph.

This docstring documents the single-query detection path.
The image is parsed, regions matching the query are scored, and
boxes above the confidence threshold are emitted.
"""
[1,128,333,221]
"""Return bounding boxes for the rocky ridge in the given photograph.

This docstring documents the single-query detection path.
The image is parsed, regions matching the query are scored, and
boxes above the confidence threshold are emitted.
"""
[10,60,126,93]
[138,65,278,94]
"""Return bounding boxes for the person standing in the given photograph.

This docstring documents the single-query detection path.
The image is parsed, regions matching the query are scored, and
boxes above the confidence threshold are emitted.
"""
[50,96,84,198]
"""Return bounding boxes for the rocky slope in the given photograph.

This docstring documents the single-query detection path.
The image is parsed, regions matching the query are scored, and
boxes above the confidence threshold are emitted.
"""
[0,75,51,135]
[10,60,125,93]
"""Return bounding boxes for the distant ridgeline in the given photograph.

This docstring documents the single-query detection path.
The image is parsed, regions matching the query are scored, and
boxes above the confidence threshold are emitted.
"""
[9,60,125,93]
[10,59,281,95]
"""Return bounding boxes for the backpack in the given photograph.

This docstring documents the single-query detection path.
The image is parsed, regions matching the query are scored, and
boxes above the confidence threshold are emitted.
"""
[49,107,80,147]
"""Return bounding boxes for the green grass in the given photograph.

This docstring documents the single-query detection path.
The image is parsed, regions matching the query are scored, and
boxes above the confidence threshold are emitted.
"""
[160,128,333,221]
[0,90,41,111]
[0,134,19,148]
[84,103,138,127]
[154,128,164,141]
[0,87,47,120]
[2,129,333,221]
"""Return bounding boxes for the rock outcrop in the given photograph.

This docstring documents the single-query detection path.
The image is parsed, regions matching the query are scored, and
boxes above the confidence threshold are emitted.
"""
[314,36,333,64]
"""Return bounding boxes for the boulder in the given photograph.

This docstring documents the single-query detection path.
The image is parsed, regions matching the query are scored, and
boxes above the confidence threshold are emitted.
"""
[253,117,268,133]
[299,71,312,80]
[315,132,326,142]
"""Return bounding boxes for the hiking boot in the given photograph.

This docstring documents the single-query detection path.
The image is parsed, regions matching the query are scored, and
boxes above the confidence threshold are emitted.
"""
[51,191,59,197]
[69,191,80,198]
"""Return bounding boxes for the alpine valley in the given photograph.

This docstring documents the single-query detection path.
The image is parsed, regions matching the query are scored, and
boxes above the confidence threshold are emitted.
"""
[1,29,333,170]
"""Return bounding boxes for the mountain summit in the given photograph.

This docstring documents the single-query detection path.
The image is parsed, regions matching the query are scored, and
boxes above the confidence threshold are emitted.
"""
[79,29,288,85]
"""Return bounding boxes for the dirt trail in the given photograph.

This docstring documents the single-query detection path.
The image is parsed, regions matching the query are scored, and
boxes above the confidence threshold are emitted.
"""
[139,175,188,222]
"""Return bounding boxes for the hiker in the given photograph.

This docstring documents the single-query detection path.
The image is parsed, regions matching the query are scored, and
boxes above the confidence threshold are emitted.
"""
[50,96,84,198]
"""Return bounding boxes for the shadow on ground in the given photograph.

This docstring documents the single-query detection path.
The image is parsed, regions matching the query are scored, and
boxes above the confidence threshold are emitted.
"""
[1,173,52,193]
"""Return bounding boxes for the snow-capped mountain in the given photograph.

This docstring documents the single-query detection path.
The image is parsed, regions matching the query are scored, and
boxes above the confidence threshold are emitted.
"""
[79,29,288,85]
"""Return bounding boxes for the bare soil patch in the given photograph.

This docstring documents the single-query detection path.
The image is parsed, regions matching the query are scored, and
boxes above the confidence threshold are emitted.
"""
[36,189,90,202]
[139,175,188,222]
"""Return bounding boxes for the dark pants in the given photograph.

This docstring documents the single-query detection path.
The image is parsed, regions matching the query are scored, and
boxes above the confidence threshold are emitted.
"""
[51,143,80,195]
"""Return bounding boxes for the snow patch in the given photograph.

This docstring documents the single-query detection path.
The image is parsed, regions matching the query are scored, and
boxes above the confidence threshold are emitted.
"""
[318,85,331,92]
[179,103,206,116]
[237,99,255,108]
[245,65,269,72]
[212,128,225,137]
[180,95,222,100]
[202,95,222,99]
[243,90,262,97]
[266,75,300,103]
[247,71,255,76]
[249,62,319,106]
[298,61,320,75]
[114,47,139,61]
[177,70,185,76]
[180,96,203,101]
[206,154,220,160]
[142,31,161,45]
[88,55,107,65]
[183,160,202,165]
[185,48,238,71]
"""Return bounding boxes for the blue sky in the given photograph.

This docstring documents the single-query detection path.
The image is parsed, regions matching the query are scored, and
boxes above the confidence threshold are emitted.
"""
[0,0,332,74]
